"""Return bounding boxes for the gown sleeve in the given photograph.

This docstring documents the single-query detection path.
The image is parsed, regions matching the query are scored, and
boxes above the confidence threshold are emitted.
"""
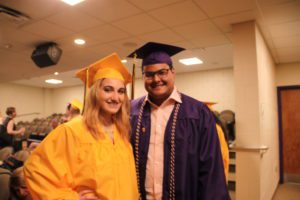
[198,107,230,199]
[216,124,229,181]
[24,124,79,200]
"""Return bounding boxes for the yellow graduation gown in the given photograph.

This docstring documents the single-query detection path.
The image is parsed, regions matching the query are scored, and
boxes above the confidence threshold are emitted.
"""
[24,117,139,200]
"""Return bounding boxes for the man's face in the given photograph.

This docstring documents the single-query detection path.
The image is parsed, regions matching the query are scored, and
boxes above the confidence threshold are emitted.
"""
[143,63,175,105]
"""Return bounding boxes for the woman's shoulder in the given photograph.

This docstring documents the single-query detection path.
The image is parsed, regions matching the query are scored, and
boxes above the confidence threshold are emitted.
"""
[60,117,95,142]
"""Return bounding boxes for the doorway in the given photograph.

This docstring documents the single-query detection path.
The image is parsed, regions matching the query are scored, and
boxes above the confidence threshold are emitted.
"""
[278,86,300,183]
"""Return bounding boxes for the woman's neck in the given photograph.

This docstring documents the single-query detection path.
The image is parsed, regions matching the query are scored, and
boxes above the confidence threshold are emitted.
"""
[101,115,113,127]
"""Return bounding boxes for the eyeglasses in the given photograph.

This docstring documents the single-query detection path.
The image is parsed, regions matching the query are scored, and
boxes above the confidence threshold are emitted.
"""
[143,68,170,80]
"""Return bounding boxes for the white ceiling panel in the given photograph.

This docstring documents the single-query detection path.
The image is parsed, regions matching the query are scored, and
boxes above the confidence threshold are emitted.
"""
[46,9,104,32]
[79,0,142,22]
[257,0,295,6]
[55,34,99,52]
[278,53,300,63]
[80,24,130,43]
[173,20,223,39]
[213,10,257,33]
[108,37,146,57]
[191,34,230,48]
[194,0,256,18]
[269,20,300,37]
[276,46,300,57]
[259,0,300,25]
[112,14,165,35]
[138,29,184,44]
[273,35,300,48]
[148,1,207,27]
[21,21,74,40]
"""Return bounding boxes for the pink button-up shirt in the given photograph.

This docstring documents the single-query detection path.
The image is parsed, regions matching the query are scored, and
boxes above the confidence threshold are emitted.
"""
[145,88,181,200]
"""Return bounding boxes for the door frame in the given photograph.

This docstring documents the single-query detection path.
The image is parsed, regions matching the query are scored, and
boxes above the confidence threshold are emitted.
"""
[277,85,300,183]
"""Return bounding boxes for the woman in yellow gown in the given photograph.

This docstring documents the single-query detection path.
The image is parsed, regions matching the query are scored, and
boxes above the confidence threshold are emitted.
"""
[24,53,139,200]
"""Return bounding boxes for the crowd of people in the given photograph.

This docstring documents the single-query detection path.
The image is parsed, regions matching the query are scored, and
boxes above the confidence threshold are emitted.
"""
[1,42,231,200]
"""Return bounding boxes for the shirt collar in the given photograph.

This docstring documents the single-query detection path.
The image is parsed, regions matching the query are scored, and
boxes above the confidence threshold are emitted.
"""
[145,87,182,107]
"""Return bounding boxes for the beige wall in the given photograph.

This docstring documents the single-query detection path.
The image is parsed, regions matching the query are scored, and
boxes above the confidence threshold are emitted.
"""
[256,25,279,200]
[133,68,235,112]
[50,85,84,114]
[233,21,280,200]
[233,21,261,200]
[1,62,297,122]
[276,62,300,86]
[0,83,45,122]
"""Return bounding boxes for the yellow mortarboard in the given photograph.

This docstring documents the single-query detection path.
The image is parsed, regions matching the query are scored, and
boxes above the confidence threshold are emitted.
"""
[69,99,83,112]
[203,101,217,110]
[75,53,132,113]
[76,53,132,88]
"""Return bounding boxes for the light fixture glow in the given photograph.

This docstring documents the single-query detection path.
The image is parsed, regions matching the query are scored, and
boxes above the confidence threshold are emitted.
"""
[179,57,203,65]
[45,79,63,84]
[61,0,85,6]
[54,72,59,75]
[121,59,127,63]
[74,39,86,45]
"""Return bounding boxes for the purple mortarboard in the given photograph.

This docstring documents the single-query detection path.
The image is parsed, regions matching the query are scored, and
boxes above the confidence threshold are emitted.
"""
[127,42,184,99]
[127,42,185,67]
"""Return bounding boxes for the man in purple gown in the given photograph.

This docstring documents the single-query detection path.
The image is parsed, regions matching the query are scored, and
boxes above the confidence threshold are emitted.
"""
[129,42,230,200]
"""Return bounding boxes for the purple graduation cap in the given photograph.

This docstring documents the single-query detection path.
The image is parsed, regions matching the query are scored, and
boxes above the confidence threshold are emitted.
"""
[127,42,185,99]
[127,42,185,68]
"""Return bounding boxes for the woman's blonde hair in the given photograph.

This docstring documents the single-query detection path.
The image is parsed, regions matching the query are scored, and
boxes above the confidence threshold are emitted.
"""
[82,79,131,141]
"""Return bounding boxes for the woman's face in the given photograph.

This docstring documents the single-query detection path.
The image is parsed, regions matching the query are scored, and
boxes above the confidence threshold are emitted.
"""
[97,78,126,117]
[12,110,17,118]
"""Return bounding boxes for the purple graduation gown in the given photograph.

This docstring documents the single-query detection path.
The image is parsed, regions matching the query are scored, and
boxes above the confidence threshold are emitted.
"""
[130,93,230,200]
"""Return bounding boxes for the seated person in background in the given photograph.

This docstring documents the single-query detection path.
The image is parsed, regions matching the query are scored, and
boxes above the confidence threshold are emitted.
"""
[50,118,60,130]
[62,99,83,122]
[0,110,3,125]
[10,167,32,200]
[0,107,25,149]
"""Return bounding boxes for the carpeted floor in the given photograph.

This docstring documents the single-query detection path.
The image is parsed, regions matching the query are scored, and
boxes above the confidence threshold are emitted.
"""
[272,183,300,200]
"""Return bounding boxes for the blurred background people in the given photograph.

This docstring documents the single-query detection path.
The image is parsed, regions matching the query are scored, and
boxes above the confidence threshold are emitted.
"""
[62,99,83,123]
[10,167,32,200]
[0,107,25,149]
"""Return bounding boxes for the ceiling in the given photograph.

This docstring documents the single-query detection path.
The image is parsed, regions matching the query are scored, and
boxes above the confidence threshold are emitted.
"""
[0,0,299,88]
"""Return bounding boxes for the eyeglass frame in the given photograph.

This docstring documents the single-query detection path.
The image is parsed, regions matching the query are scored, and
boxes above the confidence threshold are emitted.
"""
[142,68,171,80]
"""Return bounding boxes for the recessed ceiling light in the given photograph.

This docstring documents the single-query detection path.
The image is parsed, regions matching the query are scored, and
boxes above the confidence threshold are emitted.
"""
[121,59,127,63]
[61,0,85,6]
[74,39,86,45]
[179,57,203,65]
[54,72,59,75]
[45,79,63,84]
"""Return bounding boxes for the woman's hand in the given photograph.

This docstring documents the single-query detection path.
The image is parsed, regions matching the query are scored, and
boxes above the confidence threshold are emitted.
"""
[19,127,25,135]
[78,190,99,200]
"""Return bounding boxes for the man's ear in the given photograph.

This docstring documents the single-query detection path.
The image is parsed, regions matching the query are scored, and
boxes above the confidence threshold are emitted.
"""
[171,67,175,74]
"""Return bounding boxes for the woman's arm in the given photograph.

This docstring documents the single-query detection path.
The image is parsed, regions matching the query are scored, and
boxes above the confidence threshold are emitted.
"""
[6,120,25,135]
[23,125,78,199]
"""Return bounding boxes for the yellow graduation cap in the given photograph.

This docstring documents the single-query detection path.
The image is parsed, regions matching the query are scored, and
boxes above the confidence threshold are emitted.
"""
[76,52,132,88]
[75,53,132,113]
[69,99,83,112]
[203,101,217,110]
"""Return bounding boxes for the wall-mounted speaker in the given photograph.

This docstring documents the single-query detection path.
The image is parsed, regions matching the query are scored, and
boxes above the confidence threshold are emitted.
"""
[31,42,62,68]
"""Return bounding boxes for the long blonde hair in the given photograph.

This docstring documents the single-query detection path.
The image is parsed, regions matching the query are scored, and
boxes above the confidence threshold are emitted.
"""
[82,79,131,141]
